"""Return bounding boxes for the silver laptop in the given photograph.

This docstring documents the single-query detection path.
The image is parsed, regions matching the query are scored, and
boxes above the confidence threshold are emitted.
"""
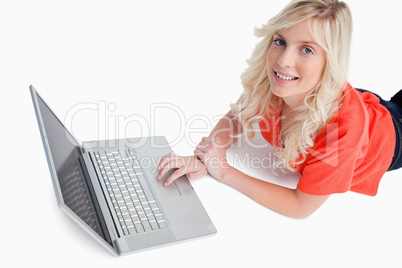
[30,85,216,256]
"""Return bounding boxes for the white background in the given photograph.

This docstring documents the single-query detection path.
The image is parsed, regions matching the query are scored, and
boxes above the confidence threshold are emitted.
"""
[2,0,402,267]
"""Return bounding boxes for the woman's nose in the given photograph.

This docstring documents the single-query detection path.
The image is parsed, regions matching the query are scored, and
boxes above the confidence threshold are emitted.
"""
[277,49,295,68]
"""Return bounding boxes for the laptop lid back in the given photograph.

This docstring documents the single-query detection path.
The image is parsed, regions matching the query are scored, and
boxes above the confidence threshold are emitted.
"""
[30,86,115,253]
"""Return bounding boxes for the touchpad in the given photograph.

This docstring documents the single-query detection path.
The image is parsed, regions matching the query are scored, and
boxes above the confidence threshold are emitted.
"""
[157,170,193,197]
[156,169,182,197]
[174,175,193,195]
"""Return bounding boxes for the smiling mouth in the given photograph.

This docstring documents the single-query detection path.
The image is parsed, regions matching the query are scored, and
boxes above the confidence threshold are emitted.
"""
[275,71,299,81]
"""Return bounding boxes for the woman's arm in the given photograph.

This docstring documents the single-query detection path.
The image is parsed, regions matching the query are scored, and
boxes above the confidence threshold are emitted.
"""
[195,137,329,219]
[208,109,242,150]
[157,110,240,185]
[159,110,329,218]
[218,166,329,219]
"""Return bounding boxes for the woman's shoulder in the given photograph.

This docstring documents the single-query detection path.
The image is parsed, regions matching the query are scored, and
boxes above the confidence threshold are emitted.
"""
[339,83,368,121]
[315,84,369,149]
[340,83,389,128]
[323,82,394,150]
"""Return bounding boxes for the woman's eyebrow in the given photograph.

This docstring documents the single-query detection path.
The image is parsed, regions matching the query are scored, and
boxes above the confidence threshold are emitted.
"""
[301,40,320,47]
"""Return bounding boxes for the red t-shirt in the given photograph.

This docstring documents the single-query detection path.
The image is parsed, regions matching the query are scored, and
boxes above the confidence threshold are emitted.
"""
[259,83,395,196]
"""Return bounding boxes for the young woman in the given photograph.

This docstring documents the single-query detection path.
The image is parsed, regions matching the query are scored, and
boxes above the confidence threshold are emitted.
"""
[156,0,402,218]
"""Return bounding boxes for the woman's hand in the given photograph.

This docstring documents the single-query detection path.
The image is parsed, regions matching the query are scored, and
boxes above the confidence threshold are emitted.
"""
[157,154,207,186]
[194,136,230,181]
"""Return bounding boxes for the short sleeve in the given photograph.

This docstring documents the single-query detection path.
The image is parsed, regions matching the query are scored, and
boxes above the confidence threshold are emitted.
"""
[295,84,394,196]
[296,112,367,196]
[297,147,359,195]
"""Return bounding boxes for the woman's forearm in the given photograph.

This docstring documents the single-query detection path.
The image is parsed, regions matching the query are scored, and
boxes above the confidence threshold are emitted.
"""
[208,110,242,150]
[198,111,329,219]
[218,166,329,219]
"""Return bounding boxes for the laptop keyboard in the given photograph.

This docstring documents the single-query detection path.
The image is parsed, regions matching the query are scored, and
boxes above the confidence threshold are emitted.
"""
[93,148,168,236]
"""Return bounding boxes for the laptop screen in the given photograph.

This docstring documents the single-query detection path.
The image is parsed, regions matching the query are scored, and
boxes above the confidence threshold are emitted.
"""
[35,92,112,245]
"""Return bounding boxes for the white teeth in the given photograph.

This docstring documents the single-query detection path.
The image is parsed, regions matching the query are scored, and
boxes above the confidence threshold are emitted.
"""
[276,72,297,81]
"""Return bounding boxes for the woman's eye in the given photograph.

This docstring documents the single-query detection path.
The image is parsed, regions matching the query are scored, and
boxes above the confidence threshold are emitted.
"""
[274,39,286,46]
[302,47,313,55]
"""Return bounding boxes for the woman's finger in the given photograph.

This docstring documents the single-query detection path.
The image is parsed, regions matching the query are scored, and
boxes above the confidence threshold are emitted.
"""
[197,140,210,148]
[157,152,176,170]
[187,168,207,180]
[201,137,211,142]
[195,144,206,152]
[157,157,186,180]
[194,149,205,162]
[163,168,186,187]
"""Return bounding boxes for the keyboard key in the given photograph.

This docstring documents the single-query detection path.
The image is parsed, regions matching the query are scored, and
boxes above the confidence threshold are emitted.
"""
[155,215,164,222]
[128,226,137,235]
[135,223,144,233]
[158,220,168,229]
[142,221,152,232]
[150,221,159,230]
[121,226,129,236]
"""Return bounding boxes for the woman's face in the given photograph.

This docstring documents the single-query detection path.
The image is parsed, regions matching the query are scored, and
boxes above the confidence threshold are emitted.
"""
[266,20,326,108]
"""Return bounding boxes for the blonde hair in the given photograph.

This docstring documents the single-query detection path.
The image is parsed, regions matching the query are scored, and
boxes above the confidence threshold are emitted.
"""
[231,0,353,171]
